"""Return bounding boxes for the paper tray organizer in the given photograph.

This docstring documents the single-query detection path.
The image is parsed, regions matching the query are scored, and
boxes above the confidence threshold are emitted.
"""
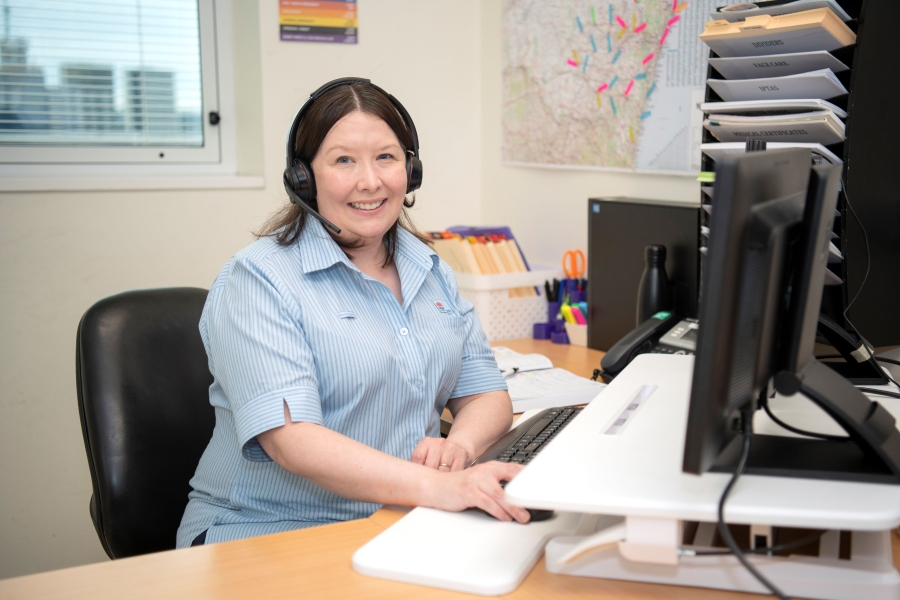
[456,266,563,341]
[699,14,856,297]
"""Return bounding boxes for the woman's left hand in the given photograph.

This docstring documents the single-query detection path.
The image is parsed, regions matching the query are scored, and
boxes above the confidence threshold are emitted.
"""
[411,437,472,472]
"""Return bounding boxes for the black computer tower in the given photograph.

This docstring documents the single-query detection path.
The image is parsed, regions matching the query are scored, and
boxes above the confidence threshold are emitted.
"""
[587,198,700,351]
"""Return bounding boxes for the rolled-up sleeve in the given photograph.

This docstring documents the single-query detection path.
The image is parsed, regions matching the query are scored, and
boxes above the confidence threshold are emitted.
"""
[445,268,508,399]
[205,256,324,461]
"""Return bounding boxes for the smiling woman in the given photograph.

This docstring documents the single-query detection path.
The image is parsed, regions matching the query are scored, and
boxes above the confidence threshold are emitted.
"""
[175,79,530,549]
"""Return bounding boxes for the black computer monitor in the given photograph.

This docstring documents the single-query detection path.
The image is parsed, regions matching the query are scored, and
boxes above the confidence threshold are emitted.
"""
[683,149,900,483]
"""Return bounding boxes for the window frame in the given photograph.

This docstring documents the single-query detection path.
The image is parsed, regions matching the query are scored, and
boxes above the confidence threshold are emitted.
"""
[0,0,237,179]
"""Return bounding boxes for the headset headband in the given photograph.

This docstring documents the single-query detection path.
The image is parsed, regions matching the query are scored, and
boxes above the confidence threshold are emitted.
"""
[285,77,420,169]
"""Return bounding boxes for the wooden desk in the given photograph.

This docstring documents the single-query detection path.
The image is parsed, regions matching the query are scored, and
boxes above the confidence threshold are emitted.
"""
[2,340,896,599]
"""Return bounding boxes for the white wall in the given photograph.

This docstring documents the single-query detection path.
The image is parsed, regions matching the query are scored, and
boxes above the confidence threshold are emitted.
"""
[478,0,700,266]
[0,0,485,579]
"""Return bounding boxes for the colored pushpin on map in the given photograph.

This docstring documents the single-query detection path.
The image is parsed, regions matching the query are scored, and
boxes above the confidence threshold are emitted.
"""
[659,27,670,46]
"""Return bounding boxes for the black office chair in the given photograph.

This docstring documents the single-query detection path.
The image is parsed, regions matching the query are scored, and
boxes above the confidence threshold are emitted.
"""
[76,288,215,559]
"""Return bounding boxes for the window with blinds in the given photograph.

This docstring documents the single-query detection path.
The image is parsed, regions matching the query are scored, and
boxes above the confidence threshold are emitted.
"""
[0,0,222,165]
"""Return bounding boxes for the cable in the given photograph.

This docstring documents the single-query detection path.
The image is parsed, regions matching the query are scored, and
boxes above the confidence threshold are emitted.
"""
[815,355,900,367]
[761,402,848,442]
[689,528,826,557]
[857,387,900,400]
[840,181,870,336]
[717,431,789,599]
[833,184,900,392]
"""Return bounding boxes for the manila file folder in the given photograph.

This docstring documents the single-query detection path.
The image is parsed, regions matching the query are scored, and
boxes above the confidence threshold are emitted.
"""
[700,8,856,57]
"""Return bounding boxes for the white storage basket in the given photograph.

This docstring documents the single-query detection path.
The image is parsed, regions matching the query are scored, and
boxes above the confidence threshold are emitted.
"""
[455,266,564,341]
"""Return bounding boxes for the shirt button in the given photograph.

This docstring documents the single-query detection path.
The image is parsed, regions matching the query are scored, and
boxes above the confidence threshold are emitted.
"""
[414,436,422,443]
[415,380,423,389]
[400,327,409,336]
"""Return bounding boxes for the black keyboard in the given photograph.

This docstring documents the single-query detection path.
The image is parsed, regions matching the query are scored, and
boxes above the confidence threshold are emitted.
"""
[470,406,583,466]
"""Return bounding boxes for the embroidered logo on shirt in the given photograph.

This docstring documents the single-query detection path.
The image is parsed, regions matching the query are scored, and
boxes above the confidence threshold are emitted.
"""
[434,301,454,315]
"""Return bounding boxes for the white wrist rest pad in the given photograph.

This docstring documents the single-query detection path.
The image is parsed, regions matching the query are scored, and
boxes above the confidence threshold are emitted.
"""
[352,506,583,596]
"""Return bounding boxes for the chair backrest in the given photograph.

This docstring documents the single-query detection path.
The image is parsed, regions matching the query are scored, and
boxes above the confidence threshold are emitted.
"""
[76,288,214,558]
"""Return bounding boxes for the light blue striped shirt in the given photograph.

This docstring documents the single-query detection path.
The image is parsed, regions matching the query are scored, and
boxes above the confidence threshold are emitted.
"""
[176,218,507,547]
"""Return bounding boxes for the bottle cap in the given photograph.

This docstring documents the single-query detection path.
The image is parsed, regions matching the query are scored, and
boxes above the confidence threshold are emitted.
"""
[645,244,667,264]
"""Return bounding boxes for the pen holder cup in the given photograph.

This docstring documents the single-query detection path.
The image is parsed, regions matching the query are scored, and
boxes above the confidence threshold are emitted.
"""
[565,323,587,347]
[547,301,561,323]
[532,322,553,340]
[551,329,570,345]
[569,291,586,304]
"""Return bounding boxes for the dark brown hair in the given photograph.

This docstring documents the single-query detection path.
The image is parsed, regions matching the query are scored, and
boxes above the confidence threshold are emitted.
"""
[256,82,430,265]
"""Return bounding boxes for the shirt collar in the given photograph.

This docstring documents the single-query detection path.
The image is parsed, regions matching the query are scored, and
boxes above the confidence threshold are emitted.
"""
[295,216,438,274]
[295,217,355,274]
[396,225,439,272]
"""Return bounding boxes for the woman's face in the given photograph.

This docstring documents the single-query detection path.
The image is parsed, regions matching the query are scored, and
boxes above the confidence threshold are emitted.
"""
[311,111,408,252]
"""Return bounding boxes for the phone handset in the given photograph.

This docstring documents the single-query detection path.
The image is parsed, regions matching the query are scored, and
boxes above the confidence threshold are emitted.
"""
[599,312,679,381]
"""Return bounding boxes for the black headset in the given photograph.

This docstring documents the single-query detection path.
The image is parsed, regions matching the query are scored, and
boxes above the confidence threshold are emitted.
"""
[283,77,423,234]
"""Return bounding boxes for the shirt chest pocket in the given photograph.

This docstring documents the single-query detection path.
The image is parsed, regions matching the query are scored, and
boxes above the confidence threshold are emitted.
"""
[438,315,464,330]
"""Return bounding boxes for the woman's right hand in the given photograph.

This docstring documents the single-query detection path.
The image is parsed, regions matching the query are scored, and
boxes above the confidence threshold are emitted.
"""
[423,461,531,523]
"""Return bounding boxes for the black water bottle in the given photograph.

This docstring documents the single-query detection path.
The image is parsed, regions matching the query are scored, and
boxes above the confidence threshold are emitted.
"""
[636,245,671,325]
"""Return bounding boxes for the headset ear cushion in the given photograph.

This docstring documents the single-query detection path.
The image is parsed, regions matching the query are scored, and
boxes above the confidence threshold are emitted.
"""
[406,155,423,194]
[284,162,315,204]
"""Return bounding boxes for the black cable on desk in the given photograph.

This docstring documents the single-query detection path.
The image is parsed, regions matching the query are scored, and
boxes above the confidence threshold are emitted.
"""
[857,387,900,400]
[761,402,848,442]
[816,355,900,367]
[716,431,789,600]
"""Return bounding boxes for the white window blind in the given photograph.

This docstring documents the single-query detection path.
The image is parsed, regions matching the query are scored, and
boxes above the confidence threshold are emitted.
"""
[0,0,223,165]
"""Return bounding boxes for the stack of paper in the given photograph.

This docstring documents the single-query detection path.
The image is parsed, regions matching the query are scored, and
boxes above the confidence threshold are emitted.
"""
[428,230,536,297]
[708,50,848,80]
[703,109,845,145]
[699,99,847,118]
[492,346,606,413]
[700,8,856,57]
[707,68,847,102]
[701,141,842,165]
[710,1,852,24]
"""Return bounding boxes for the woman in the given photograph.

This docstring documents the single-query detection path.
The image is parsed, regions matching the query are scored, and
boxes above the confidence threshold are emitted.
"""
[176,79,528,548]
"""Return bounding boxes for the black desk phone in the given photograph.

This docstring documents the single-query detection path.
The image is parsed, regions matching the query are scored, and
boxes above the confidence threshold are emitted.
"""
[599,312,697,381]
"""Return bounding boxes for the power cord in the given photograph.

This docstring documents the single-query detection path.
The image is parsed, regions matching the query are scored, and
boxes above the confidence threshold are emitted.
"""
[717,429,789,599]
[834,181,900,394]
[761,402,848,442]
[816,355,900,368]
[839,180,870,341]
[857,387,900,400]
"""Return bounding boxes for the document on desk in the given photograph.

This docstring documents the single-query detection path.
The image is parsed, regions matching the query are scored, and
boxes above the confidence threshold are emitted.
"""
[709,50,848,80]
[704,109,845,145]
[706,69,847,102]
[493,346,606,413]
[506,369,606,413]
[492,346,553,373]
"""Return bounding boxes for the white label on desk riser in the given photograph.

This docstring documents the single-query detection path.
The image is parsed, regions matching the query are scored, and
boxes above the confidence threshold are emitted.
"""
[602,384,658,436]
